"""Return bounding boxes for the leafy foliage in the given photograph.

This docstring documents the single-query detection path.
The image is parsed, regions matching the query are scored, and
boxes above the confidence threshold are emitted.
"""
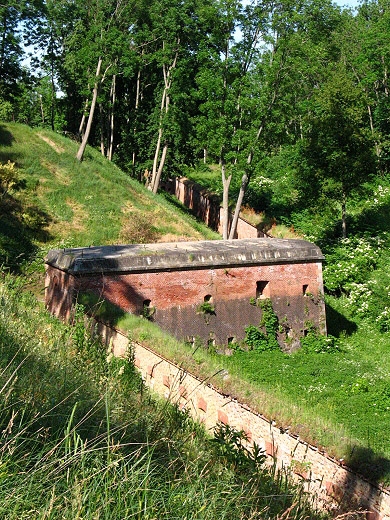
[0,160,22,198]
[245,298,280,352]
[323,235,385,295]
[300,325,339,354]
[212,423,266,472]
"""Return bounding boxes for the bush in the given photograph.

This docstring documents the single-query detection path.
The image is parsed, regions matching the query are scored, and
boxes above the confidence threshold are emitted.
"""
[300,326,339,354]
[0,161,22,198]
[323,234,386,294]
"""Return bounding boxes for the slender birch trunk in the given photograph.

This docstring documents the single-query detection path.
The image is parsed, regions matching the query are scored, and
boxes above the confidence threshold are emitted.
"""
[150,88,166,190]
[228,172,248,240]
[150,40,179,193]
[228,81,279,239]
[76,57,102,162]
[221,162,232,240]
[342,189,347,239]
[99,103,105,156]
[133,54,143,171]
[78,97,90,139]
[107,74,116,161]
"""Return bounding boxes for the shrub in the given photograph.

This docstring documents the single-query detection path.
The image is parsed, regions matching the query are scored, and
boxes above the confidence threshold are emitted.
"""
[197,301,215,315]
[300,326,339,354]
[323,235,386,294]
[0,161,22,198]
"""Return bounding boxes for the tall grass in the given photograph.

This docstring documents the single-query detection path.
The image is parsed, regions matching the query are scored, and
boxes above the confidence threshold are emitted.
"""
[0,272,327,519]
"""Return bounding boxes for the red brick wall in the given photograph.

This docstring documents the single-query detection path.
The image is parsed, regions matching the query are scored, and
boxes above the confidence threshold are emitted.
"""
[47,260,325,350]
[45,266,76,320]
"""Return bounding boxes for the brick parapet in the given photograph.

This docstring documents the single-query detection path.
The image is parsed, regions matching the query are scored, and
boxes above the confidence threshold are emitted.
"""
[97,322,390,519]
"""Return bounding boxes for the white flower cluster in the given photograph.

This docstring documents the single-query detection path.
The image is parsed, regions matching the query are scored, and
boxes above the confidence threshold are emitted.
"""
[367,185,390,206]
[252,175,273,190]
[307,383,327,393]
[324,235,386,293]
[345,282,374,317]
[376,306,390,332]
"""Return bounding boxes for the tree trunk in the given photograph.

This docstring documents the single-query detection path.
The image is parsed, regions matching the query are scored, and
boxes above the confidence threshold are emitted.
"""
[39,95,45,125]
[149,40,179,193]
[76,57,102,162]
[50,46,55,131]
[132,66,142,170]
[342,189,347,239]
[228,173,248,240]
[107,74,116,161]
[221,162,232,240]
[99,103,105,156]
[149,93,165,190]
[78,97,89,139]
[228,79,279,239]
[152,140,169,194]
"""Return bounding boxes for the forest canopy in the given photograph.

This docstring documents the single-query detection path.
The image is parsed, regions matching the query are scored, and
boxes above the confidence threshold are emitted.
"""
[2,0,389,237]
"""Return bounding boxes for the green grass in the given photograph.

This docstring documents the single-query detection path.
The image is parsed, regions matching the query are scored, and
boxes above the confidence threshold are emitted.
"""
[104,303,390,483]
[0,272,327,520]
[2,122,390,486]
[0,123,219,271]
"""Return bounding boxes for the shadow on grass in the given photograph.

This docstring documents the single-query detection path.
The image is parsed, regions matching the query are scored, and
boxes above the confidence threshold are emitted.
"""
[0,320,175,461]
[0,124,14,147]
[0,125,21,166]
[0,195,53,271]
[325,302,357,337]
[346,445,390,484]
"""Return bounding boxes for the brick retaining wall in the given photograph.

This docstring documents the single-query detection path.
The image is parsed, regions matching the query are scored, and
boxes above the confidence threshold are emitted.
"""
[163,176,267,239]
[98,322,390,519]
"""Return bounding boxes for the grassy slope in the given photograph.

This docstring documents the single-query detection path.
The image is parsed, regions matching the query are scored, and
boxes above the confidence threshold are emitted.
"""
[2,123,390,485]
[0,124,324,519]
[0,123,218,268]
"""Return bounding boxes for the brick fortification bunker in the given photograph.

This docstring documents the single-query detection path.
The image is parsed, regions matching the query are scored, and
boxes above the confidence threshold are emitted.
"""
[45,238,326,352]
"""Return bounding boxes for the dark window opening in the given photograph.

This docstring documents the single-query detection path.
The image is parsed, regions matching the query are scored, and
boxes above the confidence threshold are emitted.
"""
[256,281,269,298]
[204,294,213,303]
[303,284,309,296]
[142,299,154,319]
[227,336,236,345]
